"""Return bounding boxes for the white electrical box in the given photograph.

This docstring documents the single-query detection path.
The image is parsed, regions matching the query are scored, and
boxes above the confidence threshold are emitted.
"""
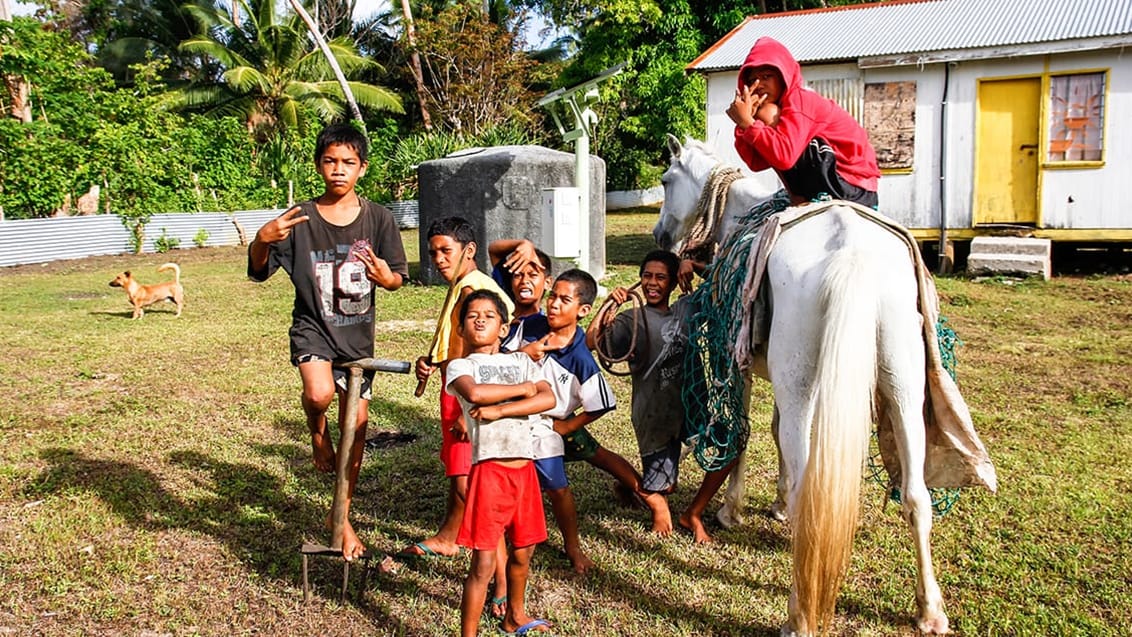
[541,187,581,259]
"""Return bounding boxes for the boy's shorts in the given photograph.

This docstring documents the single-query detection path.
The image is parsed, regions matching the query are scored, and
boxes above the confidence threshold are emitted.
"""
[439,382,471,477]
[457,461,547,551]
[563,427,600,462]
[534,456,568,491]
[641,440,681,493]
[293,353,374,400]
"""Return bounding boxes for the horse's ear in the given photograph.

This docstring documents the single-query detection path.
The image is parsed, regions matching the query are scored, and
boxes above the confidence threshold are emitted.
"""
[666,133,682,160]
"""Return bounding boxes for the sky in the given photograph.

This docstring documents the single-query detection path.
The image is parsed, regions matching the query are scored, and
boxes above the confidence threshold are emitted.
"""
[10,0,388,19]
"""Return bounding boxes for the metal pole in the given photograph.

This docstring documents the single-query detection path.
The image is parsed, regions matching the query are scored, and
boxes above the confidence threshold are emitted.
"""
[575,123,590,274]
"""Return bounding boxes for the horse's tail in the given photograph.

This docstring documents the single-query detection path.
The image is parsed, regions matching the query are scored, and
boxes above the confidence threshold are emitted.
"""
[792,247,877,633]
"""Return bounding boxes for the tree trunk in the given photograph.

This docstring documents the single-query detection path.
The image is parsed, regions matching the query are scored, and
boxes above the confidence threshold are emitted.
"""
[400,0,433,131]
[1,0,31,123]
[288,0,365,130]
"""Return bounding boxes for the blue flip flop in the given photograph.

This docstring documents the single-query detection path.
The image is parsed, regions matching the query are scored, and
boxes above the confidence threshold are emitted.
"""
[398,541,452,559]
[499,619,551,635]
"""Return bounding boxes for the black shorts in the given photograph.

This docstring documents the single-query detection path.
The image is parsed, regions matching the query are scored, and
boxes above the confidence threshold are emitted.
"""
[293,353,375,400]
[780,137,878,209]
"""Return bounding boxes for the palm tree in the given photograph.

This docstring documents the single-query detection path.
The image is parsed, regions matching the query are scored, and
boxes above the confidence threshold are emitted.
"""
[175,0,402,138]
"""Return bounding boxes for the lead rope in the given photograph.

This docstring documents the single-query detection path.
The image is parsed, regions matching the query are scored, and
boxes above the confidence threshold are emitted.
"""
[593,283,646,377]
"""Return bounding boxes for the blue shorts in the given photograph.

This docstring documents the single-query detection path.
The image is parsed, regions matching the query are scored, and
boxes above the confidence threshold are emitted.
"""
[534,456,568,491]
[641,441,681,493]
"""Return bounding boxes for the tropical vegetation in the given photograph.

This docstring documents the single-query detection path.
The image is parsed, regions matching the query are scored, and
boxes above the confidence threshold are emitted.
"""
[0,0,871,221]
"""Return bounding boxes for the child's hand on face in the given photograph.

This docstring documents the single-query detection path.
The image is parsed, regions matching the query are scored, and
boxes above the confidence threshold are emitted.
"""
[726,83,758,129]
[502,240,542,276]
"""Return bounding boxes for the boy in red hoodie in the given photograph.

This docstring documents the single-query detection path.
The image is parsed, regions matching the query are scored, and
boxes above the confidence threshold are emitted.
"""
[727,36,880,208]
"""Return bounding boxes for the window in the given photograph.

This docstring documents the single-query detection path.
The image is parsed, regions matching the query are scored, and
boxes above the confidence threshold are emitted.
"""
[1048,72,1105,162]
[863,81,916,171]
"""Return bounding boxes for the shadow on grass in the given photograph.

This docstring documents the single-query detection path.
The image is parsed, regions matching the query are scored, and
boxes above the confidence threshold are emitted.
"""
[27,444,442,633]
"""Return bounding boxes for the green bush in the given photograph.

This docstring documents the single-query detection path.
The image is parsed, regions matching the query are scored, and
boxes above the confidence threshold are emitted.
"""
[153,229,180,253]
[193,228,210,248]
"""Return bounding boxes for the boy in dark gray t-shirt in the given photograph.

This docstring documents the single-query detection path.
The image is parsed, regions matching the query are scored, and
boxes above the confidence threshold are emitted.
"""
[587,250,739,544]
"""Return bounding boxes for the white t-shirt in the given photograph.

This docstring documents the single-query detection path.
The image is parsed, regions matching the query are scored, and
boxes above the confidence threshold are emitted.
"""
[445,351,560,463]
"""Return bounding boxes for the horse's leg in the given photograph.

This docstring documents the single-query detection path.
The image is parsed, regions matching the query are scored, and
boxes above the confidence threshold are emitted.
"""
[769,404,788,521]
[767,309,820,637]
[878,310,950,634]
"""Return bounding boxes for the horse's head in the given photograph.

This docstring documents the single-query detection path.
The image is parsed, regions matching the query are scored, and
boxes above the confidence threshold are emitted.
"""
[654,134,718,252]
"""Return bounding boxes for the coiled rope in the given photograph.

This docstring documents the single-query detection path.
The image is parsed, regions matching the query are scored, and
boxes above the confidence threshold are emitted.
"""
[592,283,646,377]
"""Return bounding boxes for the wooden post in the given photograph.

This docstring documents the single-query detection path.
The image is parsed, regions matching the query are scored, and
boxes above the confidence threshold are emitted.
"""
[329,367,363,551]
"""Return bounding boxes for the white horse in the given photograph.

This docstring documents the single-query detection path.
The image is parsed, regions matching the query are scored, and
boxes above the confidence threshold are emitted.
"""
[655,135,950,636]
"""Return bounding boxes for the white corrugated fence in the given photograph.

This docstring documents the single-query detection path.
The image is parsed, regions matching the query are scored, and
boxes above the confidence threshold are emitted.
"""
[0,210,283,268]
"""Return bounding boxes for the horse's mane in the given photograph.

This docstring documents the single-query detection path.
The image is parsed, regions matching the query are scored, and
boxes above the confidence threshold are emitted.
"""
[681,137,719,160]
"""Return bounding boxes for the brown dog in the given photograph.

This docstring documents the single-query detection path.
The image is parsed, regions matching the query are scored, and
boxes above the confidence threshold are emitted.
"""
[109,263,184,319]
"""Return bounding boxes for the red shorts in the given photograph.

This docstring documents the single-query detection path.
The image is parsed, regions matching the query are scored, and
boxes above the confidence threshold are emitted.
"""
[457,461,547,551]
[439,378,471,477]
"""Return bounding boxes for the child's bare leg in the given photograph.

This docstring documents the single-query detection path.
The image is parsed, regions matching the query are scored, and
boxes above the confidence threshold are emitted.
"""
[587,447,644,498]
[490,538,508,618]
[545,487,593,573]
[403,475,466,556]
[298,360,336,473]
[679,457,738,545]
[501,544,550,633]
[460,548,496,637]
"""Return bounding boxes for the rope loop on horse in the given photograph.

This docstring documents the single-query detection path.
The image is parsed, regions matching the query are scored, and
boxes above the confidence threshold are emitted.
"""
[593,282,647,377]
[679,165,745,261]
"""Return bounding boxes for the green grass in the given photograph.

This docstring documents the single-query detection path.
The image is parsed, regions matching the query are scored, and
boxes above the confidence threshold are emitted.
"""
[1,212,1130,636]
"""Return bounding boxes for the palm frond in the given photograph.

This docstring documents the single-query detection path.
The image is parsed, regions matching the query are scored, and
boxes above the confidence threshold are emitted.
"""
[222,66,271,94]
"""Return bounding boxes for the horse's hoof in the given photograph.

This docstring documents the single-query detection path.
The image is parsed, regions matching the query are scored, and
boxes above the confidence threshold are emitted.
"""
[917,613,950,634]
[769,500,789,522]
[716,506,743,529]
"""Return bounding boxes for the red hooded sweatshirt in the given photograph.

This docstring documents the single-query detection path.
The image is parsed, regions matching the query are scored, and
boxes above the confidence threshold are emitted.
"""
[733,37,879,193]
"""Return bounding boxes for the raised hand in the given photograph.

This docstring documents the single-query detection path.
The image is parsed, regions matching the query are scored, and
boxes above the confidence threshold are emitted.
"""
[256,206,309,244]
[502,239,542,275]
[354,244,397,289]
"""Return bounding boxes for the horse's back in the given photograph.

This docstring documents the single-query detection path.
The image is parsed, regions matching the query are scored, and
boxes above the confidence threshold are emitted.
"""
[769,205,918,310]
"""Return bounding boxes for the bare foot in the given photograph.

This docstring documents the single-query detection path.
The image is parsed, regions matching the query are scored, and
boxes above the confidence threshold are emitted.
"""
[340,519,367,561]
[398,537,461,558]
[489,588,508,619]
[310,427,336,474]
[644,493,673,536]
[678,511,714,544]
[565,547,595,574]
[500,616,552,634]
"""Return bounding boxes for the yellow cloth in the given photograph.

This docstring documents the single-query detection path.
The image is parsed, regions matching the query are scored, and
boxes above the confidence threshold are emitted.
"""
[428,269,514,363]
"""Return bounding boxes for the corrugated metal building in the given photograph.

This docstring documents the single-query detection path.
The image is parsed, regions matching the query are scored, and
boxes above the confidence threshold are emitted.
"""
[688,0,1132,242]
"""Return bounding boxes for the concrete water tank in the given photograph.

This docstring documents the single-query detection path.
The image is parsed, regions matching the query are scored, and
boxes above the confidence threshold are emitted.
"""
[417,145,606,284]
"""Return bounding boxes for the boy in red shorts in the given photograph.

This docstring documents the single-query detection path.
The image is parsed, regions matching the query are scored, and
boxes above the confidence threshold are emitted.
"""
[447,289,556,636]
[403,216,514,559]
